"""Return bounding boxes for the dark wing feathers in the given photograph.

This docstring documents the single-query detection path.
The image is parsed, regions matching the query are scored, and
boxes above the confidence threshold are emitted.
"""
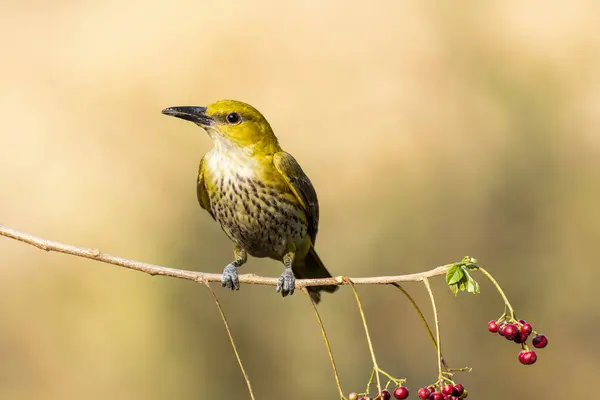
[273,151,319,244]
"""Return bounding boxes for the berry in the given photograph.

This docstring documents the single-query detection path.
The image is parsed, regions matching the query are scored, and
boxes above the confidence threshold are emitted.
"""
[442,385,455,395]
[349,393,359,400]
[430,392,443,400]
[418,387,431,399]
[521,323,533,335]
[361,397,372,400]
[453,384,465,397]
[498,323,506,336]
[518,319,526,324]
[379,390,391,400]
[393,387,409,399]
[487,320,499,333]
[532,334,548,348]
[518,350,538,365]
[513,331,529,344]
[503,324,518,340]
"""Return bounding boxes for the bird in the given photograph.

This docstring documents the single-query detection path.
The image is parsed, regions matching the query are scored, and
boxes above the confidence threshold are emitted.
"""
[162,100,338,303]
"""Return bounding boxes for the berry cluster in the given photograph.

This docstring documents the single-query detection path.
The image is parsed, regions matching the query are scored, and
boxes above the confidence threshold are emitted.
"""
[348,386,409,400]
[487,318,548,365]
[417,383,467,399]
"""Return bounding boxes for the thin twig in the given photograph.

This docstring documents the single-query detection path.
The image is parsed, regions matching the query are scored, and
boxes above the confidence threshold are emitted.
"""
[303,288,345,400]
[391,283,449,371]
[422,278,443,382]
[0,224,451,287]
[347,279,381,395]
[203,281,255,400]
[477,267,516,320]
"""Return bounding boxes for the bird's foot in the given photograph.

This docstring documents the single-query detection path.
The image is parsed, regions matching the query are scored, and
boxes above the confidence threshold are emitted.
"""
[276,269,295,297]
[221,263,240,290]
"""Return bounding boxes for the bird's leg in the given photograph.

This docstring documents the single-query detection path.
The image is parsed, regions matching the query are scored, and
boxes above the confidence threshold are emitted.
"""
[276,251,296,297]
[221,246,247,290]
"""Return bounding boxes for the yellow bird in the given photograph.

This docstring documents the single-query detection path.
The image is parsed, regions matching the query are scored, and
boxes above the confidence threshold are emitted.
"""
[162,100,338,303]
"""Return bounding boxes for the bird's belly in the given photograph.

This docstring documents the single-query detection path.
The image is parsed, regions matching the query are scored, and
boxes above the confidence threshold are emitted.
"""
[209,176,308,259]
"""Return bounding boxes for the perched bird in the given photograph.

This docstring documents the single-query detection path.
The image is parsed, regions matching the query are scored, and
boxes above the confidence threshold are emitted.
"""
[162,100,338,303]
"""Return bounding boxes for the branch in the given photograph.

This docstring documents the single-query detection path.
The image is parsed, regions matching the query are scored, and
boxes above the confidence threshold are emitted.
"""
[0,224,450,287]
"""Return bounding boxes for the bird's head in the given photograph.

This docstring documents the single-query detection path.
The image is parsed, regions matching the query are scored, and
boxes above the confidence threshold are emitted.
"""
[162,100,280,154]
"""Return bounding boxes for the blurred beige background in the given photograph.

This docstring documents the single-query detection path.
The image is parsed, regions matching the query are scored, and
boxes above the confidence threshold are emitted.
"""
[1,0,598,398]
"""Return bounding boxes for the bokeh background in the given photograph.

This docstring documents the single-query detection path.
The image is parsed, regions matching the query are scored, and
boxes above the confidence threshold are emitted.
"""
[1,1,598,398]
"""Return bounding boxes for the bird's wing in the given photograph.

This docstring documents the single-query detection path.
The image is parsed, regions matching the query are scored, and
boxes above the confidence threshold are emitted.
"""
[273,151,319,244]
[197,156,214,219]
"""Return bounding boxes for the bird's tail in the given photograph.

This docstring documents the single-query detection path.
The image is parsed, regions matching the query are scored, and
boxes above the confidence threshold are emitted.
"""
[292,246,339,304]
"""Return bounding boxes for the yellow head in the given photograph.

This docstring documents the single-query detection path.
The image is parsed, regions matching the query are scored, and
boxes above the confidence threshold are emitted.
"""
[162,100,281,154]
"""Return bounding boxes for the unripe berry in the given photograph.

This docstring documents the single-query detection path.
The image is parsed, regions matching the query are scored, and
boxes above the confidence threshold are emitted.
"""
[349,393,359,400]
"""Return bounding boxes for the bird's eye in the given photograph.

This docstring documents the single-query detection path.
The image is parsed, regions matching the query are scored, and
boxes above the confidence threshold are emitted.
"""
[226,112,242,124]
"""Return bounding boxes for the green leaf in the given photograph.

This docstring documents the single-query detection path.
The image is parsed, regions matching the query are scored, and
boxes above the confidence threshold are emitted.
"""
[445,257,481,296]
[465,271,480,294]
[466,279,476,293]
[449,284,459,296]
[446,265,465,285]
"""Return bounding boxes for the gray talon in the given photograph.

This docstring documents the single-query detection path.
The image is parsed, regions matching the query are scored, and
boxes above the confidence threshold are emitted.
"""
[222,263,240,290]
[276,269,295,297]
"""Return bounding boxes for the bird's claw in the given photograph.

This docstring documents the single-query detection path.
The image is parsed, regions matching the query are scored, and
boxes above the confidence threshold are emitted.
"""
[222,263,240,290]
[276,269,295,297]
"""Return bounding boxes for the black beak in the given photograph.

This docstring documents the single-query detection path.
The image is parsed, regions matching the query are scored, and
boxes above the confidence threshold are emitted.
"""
[162,106,214,126]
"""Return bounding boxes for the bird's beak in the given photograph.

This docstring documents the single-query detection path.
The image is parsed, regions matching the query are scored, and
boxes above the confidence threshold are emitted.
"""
[162,106,215,126]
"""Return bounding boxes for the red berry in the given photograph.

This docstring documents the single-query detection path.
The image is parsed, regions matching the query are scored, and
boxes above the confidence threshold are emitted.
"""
[442,385,455,395]
[498,323,506,336]
[513,331,529,343]
[379,390,391,400]
[361,397,372,400]
[487,320,499,333]
[532,334,548,348]
[418,387,431,399]
[349,393,359,400]
[430,392,443,400]
[503,324,518,340]
[518,350,538,365]
[453,384,465,396]
[518,319,526,324]
[393,387,409,399]
[520,323,532,335]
